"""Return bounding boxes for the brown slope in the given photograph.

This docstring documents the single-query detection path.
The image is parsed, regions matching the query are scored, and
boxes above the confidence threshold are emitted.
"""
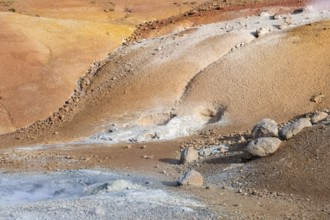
[243,123,330,203]
[178,20,330,130]
[0,8,328,148]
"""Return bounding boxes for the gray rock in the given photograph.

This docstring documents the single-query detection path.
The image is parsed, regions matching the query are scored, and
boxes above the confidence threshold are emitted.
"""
[180,148,198,164]
[178,170,204,187]
[252,119,278,138]
[279,118,312,139]
[311,111,328,124]
[246,137,282,157]
[198,145,228,156]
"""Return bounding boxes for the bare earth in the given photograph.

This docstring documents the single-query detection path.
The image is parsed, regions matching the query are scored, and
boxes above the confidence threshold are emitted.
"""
[0,0,330,219]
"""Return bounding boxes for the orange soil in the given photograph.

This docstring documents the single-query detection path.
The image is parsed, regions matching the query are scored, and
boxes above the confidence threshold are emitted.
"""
[0,0,206,134]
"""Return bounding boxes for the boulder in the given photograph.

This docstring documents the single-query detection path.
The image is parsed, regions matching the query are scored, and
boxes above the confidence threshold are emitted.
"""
[178,170,204,187]
[311,111,328,124]
[279,118,312,140]
[252,119,278,138]
[246,137,282,157]
[180,148,198,164]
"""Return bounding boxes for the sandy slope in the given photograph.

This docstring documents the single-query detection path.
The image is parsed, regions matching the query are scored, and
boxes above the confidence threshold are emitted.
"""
[179,20,330,129]
[0,5,329,147]
[0,13,133,133]
[0,0,206,134]
[243,124,330,203]
[0,3,329,219]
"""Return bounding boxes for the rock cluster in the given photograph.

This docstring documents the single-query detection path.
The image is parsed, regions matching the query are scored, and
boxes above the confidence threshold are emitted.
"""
[246,111,329,157]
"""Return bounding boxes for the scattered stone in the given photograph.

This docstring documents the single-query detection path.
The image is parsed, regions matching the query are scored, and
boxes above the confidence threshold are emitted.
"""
[180,148,198,164]
[279,118,312,140]
[125,145,132,149]
[252,119,278,138]
[311,111,328,124]
[178,170,204,187]
[246,137,282,157]
[310,93,326,104]
[198,145,227,156]
[219,145,229,153]
[140,145,147,149]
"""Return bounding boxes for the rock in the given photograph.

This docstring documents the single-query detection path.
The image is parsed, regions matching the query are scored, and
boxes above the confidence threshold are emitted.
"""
[180,148,198,164]
[256,28,271,37]
[310,93,326,104]
[279,118,312,140]
[252,119,278,138]
[285,16,293,24]
[219,145,229,153]
[311,112,328,124]
[178,170,204,187]
[246,137,282,157]
[259,11,270,17]
[273,14,282,20]
[279,24,288,30]
[292,8,305,15]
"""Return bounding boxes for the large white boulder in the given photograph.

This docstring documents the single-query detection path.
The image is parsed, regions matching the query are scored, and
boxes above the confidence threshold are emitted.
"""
[279,118,312,140]
[252,119,278,138]
[246,137,282,157]
[311,111,328,124]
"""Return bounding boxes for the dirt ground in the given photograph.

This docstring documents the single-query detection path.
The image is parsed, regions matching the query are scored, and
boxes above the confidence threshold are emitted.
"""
[1,11,328,148]
[1,120,329,219]
[0,0,329,219]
